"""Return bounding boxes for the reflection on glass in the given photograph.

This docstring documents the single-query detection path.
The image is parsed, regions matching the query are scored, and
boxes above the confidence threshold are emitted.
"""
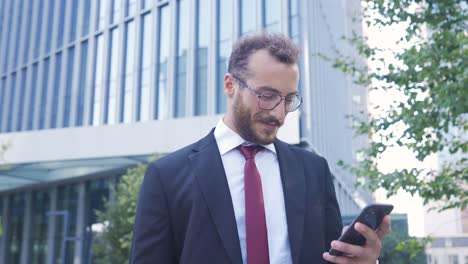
[264,0,281,32]
[126,0,137,16]
[56,0,67,48]
[107,28,120,125]
[175,0,189,118]
[240,0,256,35]
[7,73,17,132]
[97,0,108,30]
[195,0,210,116]
[122,21,136,123]
[63,47,75,127]
[45,0,55,53]
[216,0,233,114]
[69,0,79,42]
[51,52,62,128]
[28,63,39,130]
[92,35,105,126]
[112,0,122,24]
[139,13,153,122]
[8,194,25,264]
[23,0,34,65]
[54,185,79,264]
[17,69,28,131]
[13,0,25,68]
[34,0,44,59]
[157,5,170,120]
[289,0,300,43]
[31,191,50,264]
[76,41,88,126]
[39,59,50,129]
[82,0,91,37]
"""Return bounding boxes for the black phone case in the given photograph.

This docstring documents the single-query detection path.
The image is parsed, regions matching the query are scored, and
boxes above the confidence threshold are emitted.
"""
[329,203,393,256]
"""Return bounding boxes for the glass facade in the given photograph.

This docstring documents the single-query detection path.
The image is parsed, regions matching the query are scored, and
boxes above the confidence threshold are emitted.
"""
[8,194,25,264]
[31,191,50,264]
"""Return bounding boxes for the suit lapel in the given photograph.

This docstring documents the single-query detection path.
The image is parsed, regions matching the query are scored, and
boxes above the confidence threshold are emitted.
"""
[189,132,242,264]
[275,140,306,264]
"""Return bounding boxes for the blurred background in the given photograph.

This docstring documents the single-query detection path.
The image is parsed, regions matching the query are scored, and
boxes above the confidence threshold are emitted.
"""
[0,0,466,263]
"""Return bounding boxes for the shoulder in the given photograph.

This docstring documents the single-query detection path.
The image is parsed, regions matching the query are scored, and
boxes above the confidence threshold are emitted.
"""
[276,139,328,165]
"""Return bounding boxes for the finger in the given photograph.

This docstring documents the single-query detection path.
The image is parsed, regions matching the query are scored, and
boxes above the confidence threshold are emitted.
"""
[323,252,356,264]
[329,240,364,258]
[355,222,379,245]
[376,215,391,240]
[342,225,349,234]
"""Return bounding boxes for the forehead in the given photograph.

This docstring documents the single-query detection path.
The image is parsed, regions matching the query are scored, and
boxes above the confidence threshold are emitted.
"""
[246,49,299,94]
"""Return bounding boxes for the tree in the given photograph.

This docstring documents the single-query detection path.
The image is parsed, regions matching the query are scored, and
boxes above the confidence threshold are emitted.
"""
[330,0,467,212]
[92,162,149,264]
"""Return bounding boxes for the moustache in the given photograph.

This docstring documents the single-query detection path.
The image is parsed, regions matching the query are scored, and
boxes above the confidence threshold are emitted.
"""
[257,116,283,126]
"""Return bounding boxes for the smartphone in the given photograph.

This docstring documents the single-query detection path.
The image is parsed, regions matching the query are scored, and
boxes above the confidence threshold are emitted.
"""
[329,203,394,256]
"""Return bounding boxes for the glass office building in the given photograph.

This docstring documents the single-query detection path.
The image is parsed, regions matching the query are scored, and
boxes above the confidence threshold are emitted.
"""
[0,0,372,263]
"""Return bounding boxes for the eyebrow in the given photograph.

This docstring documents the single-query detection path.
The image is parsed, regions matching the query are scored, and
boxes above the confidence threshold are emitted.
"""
[256,85,297,96]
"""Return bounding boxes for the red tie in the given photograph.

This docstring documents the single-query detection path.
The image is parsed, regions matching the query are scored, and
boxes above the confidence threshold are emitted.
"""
[239,145,270,264]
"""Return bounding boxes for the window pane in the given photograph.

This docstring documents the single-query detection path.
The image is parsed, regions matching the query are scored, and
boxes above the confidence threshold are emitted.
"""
[92,35,105,126]
[56,0,67,48]
[82,0,91,37]
[51,52,62,128]
[54,185,79,264]
[45,0,56,53]
[175,0,189,118]
[8,194,25,264]
[216,0,233,114]
[0,78,6,131]
[157,5,170,120]
[2,2,14,72]
[195,0,210,116]
[27,64,39,130]
[112,0,122,24]
[289,0,300,43]
[31,191,50,264]
[122,20,136,123]
[126,0,137,16]
[240,0,256,35]
[13,0,25,68]
[22,0,34,64]
[33,0,44,59]
[107,28,121,125]
[76,41,88,126]
[7,73,17,132]
[264,0,281,32]
[139,13,153,122]
[16,69,28,131]
[63,47,75,127]
[97,0,108,31]
[69,0,79,42]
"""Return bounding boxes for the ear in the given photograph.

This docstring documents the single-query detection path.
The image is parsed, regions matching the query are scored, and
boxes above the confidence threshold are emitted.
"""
[224,73,236,97]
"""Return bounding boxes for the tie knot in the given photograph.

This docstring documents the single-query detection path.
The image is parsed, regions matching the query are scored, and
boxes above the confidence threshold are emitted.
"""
[239,145,261,160]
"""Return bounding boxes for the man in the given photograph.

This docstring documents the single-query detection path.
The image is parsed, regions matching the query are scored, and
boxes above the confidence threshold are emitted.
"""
[130,33,390,264]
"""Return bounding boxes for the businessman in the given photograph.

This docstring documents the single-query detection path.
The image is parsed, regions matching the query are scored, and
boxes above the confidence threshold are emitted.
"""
[130,32,390,264]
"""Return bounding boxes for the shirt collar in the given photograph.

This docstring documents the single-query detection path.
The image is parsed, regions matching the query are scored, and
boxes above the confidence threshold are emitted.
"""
[214,119,277,156]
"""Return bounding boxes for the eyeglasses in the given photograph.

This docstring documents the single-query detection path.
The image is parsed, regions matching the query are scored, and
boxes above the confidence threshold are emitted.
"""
[231,74,303,112]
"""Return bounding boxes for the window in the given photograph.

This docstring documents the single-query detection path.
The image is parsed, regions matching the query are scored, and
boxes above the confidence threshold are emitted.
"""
[56,0,67,48]
[69,0,79,42]
[107,28,121,125]
[12,0,25,68]
[195,0,210,116]
[126,0,137,16]
[175,0,189,118]
[45,0,56,53]
[216,0,233,114]
[76,41,89,126]
[138,13,153,122]
[82,0,91,37]
[8,194,25,264]
[240,0,256,35]
[54,185,79,264]
[7,73,17,132]
[92,35,105,126]
[0,78,6,131]
[1,2,14,72]
[289,0,300,43]
[51,52,62,128]
[112,0,122,24]
[97,0,108,31]
[122,21,136,123]
[264,0,281,32]
[27,64,39,130]
[31,191,50,263]
[157,5,170,119]
[449,255,459,264]
[22,0,34,64]
[63,47,75,127]
[16,69,28,131]
[33,0,44,59]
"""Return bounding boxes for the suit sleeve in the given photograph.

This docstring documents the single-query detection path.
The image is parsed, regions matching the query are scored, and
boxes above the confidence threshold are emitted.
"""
[129,163,176,264]
[322,158,343,251]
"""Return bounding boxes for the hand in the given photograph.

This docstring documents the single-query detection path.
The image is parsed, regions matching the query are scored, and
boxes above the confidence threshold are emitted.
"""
[322,215,391,263]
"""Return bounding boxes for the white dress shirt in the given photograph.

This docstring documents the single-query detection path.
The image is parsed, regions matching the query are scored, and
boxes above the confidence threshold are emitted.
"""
[214,119,293,264]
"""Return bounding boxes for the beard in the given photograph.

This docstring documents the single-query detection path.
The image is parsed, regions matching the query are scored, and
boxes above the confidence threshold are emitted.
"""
[232,94,284,145]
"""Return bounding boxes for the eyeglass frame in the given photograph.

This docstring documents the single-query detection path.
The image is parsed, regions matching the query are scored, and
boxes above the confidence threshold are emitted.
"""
[230,73,303,112]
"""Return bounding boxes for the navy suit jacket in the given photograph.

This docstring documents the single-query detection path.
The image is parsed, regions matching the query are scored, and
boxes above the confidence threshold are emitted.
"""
[130,131,343,263]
